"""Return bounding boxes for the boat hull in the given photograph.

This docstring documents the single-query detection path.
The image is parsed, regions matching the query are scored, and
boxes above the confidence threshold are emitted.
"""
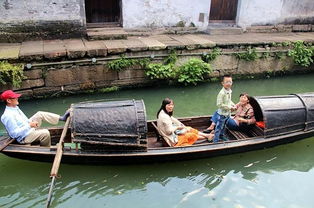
[2,130,314,165]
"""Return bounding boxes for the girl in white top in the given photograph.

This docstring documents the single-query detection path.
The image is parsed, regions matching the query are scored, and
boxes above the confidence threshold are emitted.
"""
[157,98,212,146]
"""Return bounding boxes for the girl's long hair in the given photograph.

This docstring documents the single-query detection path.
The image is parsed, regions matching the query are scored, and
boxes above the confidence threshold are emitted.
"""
[157,98,173,118]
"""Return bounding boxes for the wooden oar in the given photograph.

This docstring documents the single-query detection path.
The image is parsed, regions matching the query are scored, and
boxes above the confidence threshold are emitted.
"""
[46,117,71,208]
[0,138,14,151]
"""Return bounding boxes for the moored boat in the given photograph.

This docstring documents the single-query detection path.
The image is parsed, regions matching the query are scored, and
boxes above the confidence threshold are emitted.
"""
[1,93,314,165]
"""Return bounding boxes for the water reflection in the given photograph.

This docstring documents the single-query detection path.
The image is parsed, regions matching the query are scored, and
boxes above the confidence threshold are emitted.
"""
[1,137,314,207]
[1,73,314,207]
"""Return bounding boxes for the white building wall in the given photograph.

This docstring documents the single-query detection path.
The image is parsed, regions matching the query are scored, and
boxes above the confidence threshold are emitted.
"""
[0,0,84,24]
[237,0,283,28]
[122,0,211,29]
[237,0,314,29]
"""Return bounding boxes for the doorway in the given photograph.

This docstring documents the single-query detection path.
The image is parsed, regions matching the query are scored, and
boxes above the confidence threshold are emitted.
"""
[85,0,122,27]
[209,0,238,23]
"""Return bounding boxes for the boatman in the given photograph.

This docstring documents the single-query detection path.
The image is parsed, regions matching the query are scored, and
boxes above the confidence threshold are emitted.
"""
[0,90,70,146]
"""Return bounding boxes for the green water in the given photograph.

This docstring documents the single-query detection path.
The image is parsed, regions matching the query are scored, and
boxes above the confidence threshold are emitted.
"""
[1,73,314,208]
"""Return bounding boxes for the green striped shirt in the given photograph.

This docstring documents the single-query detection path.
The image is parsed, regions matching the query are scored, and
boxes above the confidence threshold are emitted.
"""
[217,87,234,116]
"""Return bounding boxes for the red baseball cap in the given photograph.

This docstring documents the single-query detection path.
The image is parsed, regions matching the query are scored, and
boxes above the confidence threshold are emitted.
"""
[0,90,22,100]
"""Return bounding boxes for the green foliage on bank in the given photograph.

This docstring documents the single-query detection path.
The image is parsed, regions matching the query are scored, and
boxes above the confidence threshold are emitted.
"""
[234,47,258,61]
[177,58,211,85]
[98,86,119,93]
[104,40,314,87]
[107,56,150,71]
[145,63,176,80]
[201,48,221,63]
[288,40,314,67]
[0,61,24,87]
[145,52,212,85]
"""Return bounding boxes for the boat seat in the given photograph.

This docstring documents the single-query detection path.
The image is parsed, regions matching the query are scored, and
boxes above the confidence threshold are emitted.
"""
[227,125,264,140]
[227,128,247,140]
[151,122,174,147]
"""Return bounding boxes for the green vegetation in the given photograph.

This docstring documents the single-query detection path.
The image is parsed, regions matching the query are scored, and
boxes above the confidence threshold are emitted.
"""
[288,40,314,67]
[145,51,212,85]
[0,61,24,87]
[98,86,119,93]
[282,41,291,47]
[145,51,177,80]
[105,40,314,87]
[202,48,221,63]
[274,51,286,59]
[107,56,150,71]
[146,63,176,80]
[234,47,258,61]
[261,52,270,59]
[164,50,178,65]
[177,58,212,85]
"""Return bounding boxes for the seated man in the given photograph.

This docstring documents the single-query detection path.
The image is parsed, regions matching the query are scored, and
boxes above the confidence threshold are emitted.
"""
[0,90,70,146]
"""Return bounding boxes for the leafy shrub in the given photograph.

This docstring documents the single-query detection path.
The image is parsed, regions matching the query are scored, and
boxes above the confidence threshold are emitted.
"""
[107,56,135,71]
[164,50,177,65]
[235,48,258,61]
[202,48,221,63]
[0,61,24,87]
[98,86,119,93]
[288,41,314,67]
[274,51,286,60]
[107,56,151,71]
[146,63,176,80]
[177,58,212,85]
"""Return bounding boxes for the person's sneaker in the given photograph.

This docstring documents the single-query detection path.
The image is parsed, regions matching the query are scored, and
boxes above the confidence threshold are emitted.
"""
[220,137,229,141]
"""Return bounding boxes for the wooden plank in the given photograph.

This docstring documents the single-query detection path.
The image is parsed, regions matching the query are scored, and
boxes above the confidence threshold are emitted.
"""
[0,138,14,151]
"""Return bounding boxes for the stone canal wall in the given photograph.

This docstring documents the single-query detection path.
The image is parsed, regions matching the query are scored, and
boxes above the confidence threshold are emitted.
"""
[4,47,313,99]
[1,32,314,99]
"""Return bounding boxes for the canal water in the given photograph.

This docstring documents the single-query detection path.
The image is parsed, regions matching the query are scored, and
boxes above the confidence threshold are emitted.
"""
[1,73,314,208]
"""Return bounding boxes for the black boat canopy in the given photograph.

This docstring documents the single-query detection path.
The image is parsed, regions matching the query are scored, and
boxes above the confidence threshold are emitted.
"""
[251,93,314,137]
[71,100,148,151]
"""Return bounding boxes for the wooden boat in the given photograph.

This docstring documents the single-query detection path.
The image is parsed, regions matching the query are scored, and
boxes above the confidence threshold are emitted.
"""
[1,93,314,165]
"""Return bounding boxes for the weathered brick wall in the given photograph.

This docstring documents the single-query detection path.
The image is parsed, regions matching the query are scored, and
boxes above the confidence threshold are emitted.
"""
[0,0,86,42]
[3,47,313,99]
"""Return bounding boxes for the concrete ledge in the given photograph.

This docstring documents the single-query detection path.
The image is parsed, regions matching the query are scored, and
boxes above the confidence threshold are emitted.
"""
[1,32,314,62]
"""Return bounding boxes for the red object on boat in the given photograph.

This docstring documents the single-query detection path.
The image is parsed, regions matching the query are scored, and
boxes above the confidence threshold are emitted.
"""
[256,121,265,129]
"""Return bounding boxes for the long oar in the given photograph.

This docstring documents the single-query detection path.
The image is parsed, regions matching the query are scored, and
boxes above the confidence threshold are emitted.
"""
[46,117,71,208]
[0,138,14,151]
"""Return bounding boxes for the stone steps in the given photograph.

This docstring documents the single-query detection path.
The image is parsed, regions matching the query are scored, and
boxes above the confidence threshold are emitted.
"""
[87,27,202,40]
[87,27,128,40]
[206,26,243,35]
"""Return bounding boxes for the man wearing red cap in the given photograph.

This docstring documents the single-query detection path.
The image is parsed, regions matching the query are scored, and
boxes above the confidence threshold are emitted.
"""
[0,90,69,146]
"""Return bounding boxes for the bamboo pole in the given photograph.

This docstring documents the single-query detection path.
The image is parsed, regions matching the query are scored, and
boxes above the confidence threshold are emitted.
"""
[46,117,71,208]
